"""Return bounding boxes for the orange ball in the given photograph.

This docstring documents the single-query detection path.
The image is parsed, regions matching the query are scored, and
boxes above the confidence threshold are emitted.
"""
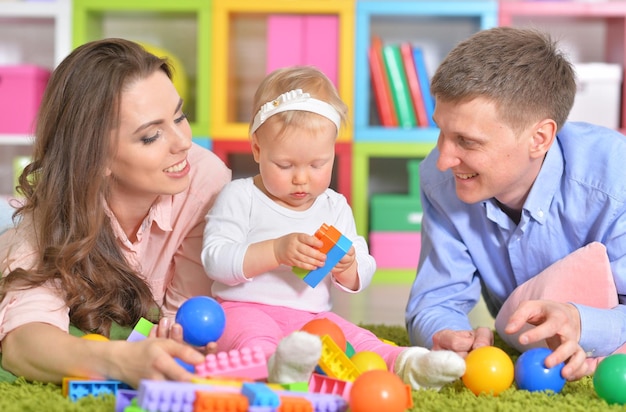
[349,369,410,412]
[300,318,346,351]
[350,351,388,372]
[462,346,514,396]
[81,333,109,342]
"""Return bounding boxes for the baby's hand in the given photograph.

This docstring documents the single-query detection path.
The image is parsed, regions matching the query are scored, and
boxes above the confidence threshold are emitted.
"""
[331,246,359,290]
[274,233,325,270]
[331,246,356,275]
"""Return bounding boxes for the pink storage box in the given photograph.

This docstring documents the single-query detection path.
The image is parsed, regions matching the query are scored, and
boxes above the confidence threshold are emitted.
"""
[369,231,421,269]
[0,65,51,134]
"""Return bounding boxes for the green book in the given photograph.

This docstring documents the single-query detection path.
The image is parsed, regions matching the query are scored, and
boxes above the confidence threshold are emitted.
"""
[382,44,417,128]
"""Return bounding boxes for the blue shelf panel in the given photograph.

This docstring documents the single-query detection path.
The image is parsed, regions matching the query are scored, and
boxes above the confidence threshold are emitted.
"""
[354,1,498,142]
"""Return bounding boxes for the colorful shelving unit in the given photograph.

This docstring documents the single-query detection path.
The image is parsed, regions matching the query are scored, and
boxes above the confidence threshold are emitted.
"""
[72,0,213,138]
[210,0,355,141]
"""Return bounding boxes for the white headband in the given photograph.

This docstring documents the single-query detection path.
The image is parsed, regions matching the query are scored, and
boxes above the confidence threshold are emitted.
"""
[250,89,341,136]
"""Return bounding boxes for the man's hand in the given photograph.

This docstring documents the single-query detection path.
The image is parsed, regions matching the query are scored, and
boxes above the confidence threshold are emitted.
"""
[505,299,589,380]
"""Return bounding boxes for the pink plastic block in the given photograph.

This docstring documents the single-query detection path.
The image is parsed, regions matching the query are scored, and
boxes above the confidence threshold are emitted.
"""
[369,232,421,269]
[308,373,352,401]
[266,15,304,74]
[0,65,50,134]
[195,346,268,380]
[304,16,338,87]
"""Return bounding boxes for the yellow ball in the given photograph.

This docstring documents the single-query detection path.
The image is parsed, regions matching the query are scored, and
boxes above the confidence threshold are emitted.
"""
[351,350,388,372]
[138,42,189,103]
[81,333,109,342]
[462,346,514,396]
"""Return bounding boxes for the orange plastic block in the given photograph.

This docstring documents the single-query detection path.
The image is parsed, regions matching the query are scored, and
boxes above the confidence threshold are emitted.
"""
[194,390,249,412]
[314,224,342,254]
[278,395,314,412]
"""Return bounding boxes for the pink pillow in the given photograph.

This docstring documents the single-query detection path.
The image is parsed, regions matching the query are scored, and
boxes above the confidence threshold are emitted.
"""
[494,242,623,372]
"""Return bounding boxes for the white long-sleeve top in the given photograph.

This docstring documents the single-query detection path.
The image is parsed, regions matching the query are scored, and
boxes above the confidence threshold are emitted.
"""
[201,177,375,313]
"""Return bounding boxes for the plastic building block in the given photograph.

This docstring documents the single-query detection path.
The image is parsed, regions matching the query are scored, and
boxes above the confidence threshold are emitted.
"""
[127,317,154,342]
[295,224,353,288]
[317,335,362,382]
[195,346,268,380]
[281,381,309,392]
[241,382,280,407]
[192,377,251,388]
[308,374,352,401]
[194,390,249,412]
[67,380,124,402]
[302,236,352,287]
[136,380,225,412]
[277,395,314,412]
[115,388,138,412]
[274,387,348,412]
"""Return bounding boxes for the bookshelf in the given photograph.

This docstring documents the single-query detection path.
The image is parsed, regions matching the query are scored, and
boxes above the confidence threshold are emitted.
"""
[352,1,498,280]
[209,0,355,142]
[72,0,213,138]
[0,0,72,196]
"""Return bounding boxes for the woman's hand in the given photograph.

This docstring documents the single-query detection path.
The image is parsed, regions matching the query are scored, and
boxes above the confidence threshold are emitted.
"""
[109,337,206,388]
[149,317,218,356]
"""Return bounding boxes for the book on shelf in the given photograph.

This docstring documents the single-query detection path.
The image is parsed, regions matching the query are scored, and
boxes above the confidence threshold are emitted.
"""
[368,36,398,127]
[412,47,436,127]
[382,43,417,128]
[399,42,429,128]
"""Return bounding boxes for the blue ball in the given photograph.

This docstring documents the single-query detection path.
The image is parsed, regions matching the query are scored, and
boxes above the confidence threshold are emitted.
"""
[174,357,196,373]
[514,347,566,393]
[175,296,226,347]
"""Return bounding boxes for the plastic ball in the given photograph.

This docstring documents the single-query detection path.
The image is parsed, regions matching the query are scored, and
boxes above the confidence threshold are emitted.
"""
[175,296,226,347]
[81,333,109,342]
[462,346,514,396]
[350,351,388,372]
[349,369,410,412]
[594,354,626,405]
[515,347,565,393]
[345,341,355,358]
[300,318,346,351]
[175,357,196,373]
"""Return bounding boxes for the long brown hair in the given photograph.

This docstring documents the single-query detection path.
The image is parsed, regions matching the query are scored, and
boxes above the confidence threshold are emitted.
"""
[1,38,173,335]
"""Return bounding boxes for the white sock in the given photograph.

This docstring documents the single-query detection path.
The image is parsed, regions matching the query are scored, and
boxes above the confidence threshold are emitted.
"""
[267,331,322,384]
[394,347,466,391]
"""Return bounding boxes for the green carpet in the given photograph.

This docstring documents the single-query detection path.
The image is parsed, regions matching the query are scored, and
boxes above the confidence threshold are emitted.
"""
[0,324,620,411]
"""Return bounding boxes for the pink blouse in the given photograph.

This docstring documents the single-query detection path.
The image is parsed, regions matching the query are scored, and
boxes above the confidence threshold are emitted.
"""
[0,144,231,342]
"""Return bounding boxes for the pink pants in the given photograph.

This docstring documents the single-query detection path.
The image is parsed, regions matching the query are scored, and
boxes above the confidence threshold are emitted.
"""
[216,300,406,371]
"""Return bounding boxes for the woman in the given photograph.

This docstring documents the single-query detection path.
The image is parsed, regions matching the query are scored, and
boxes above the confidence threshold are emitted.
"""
[0,38,231,387]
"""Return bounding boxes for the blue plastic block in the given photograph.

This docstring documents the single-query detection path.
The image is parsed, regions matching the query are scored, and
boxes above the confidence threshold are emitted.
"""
[303,235,353,287]
[68,380,122,402]
[241,382,280,407]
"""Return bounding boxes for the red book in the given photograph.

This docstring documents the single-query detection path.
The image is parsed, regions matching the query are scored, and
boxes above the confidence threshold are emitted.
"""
[400,42,428,127]
[368,36,397,127]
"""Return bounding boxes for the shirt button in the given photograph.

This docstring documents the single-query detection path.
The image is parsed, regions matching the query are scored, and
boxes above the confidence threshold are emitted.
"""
[537,210,544,218]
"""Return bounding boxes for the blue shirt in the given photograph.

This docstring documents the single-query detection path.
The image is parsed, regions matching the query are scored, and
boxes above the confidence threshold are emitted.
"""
[406,122,626,356]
